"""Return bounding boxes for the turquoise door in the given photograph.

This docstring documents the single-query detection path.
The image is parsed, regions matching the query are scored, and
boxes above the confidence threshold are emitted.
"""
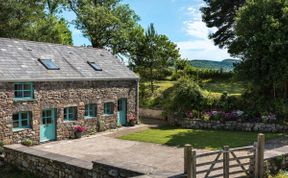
[40,109,56,142]
[117,98,127,126]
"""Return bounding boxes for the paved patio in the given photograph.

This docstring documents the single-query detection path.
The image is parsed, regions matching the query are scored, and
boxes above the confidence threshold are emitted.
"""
[32,125,206,177]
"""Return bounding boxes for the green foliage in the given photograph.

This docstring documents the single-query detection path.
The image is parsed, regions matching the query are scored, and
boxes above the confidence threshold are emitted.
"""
[201,0,245,48]
[26,16,72,45]
[162,78,204,113]
[269,170,288,178]
[21,138,33,146]
[71,0,140,54]
[0,0,72,45]
[131,24,180,93]
[230,0,288,99]
[189,59,239,72]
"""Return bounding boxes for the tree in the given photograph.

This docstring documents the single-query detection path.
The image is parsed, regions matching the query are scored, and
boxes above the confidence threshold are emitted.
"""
[201,0,245,48]
[131,24,180,93]
[230,0,288,99]
[69,0,140,54]
[0,0,72,45]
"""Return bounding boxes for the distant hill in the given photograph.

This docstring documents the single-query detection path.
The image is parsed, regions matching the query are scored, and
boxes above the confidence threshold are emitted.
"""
[188,59,240,72]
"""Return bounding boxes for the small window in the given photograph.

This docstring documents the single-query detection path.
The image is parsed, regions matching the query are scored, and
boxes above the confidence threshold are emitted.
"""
[87,61,102,71]
[14,83,33,99]
[39,59,59,70]
[85,104,97,118]
[104,102,113,115]
[12,111,31,129]
[64,107,77,121]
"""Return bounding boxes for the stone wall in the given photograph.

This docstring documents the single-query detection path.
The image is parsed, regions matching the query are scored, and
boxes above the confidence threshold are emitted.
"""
[168,117,288,132]
[4,145,143,178]
[139,108,165,120]
[0,80,138,144]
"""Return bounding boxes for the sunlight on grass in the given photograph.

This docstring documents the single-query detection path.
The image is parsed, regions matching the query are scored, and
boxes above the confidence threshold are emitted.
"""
[119,127,284,150]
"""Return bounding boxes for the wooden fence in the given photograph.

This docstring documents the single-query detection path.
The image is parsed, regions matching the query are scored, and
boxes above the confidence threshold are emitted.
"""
[184,134,265,178]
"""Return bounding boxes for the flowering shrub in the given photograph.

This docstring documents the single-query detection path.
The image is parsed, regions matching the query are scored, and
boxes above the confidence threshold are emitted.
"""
[127,113,136,126]
[262,113,277,123]
[73,125,86,133]
[127,113,136,122]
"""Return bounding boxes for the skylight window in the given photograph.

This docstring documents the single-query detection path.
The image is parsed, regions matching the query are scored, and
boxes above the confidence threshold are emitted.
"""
[87,61,102,71]
[38,59,59,70]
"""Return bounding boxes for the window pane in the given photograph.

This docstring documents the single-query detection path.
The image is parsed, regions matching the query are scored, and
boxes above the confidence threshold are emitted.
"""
[42,118,46,125]
[23,84,31,90]
[13,121,19,128]
[21,112,28,120]
[87,61,102,71]
[39,59,59,70]
[13,114,19,121]
[24,91,32,97]
[22,119,28,127]
[46,118,52,124]
[14,91,22,98]
[104,103,113,114]
[14,84,23,91]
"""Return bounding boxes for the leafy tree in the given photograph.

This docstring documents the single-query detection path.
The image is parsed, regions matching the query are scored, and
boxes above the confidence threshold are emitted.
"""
[201,0,245,48]
[230,0,288,99]
[69,0,140,54]
[0,0,72,45]
[131,24,180,93]
[26,16,72,45]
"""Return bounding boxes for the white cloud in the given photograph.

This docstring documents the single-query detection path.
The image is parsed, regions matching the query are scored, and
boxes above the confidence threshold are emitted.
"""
[177,4,233,60]
[176,40,231,60]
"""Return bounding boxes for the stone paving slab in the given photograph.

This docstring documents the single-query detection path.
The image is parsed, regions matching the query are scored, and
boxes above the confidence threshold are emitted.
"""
[8,125,288,177]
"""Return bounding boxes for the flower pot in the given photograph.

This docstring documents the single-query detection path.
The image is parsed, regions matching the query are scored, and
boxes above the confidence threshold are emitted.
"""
[74,132,82,139]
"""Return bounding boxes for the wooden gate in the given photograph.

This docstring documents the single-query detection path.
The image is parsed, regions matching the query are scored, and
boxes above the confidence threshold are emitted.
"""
[184,134,265,178]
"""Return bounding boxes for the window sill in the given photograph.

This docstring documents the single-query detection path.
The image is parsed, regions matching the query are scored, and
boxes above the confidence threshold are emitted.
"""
[84,116,97,119]
[102,114,113,117]
[63,120,77,123]
[12,128,31,132]
[13,98,35,102]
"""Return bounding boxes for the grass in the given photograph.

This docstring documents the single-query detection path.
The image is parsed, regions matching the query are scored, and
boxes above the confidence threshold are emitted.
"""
[200,79,245,96]
[119,126,285,150]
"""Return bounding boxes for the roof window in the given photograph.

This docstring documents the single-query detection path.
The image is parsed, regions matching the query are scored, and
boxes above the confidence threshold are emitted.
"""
[87,61,102,71]
[38,59,59,70]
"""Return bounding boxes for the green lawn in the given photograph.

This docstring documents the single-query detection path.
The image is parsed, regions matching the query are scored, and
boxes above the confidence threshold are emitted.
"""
[119,127,285,150]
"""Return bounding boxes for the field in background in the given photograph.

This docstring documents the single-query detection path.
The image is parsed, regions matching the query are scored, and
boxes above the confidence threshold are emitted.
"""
[142,79,245,109]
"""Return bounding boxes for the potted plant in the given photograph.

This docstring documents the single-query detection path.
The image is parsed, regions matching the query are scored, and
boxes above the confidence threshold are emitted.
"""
[73,125,86,139]
[127,113,136,126]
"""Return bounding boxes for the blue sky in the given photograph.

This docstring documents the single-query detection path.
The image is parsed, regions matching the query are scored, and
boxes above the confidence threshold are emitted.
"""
[61,0,232,61]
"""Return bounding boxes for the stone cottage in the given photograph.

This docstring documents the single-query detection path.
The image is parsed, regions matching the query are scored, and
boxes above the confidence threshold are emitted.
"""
[0,38,139,144]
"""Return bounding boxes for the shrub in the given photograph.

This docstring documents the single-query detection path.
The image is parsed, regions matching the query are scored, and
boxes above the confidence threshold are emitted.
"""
[163,78,205,113]
[21,138,32,146]
[73,125,86,133]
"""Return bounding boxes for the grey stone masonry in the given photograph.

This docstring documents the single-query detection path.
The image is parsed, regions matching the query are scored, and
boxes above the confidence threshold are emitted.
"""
[0,80,138,144]
[168,117,288,133]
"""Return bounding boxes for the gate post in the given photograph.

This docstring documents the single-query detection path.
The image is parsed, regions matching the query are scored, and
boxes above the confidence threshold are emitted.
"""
[184,144,192,177]
[191,150,196,178]
[223,146,229,178]
[255,133,265,178]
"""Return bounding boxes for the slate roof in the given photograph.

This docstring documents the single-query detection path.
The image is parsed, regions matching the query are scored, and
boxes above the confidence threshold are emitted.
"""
[0,38,138,82]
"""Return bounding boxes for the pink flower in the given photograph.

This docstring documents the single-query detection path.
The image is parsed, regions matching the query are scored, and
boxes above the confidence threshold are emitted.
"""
[73,125,86,133]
